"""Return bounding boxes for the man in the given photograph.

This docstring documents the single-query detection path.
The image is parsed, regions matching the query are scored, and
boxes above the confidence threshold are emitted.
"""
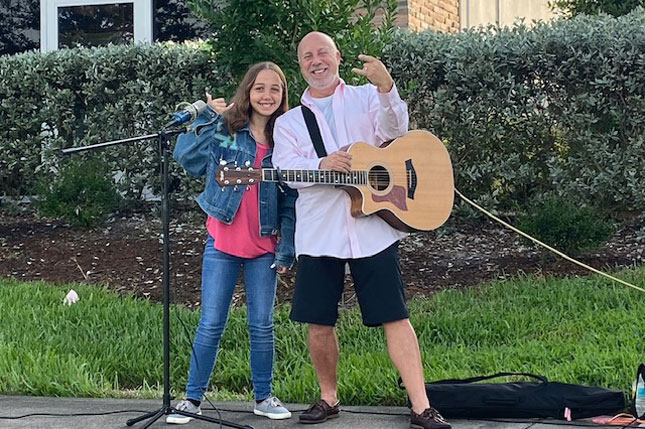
[272,32,451,429]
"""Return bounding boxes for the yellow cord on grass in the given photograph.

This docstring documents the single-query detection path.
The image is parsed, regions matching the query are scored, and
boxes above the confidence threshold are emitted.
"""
[454,189,645,293]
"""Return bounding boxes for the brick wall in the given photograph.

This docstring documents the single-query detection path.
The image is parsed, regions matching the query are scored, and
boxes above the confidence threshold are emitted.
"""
[397,0,460,33]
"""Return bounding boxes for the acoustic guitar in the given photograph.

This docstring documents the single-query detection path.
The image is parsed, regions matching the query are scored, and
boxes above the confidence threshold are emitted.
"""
[216,130,454,232]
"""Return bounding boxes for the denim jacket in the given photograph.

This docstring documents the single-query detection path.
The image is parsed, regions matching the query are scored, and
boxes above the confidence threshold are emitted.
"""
[173,107,296,268]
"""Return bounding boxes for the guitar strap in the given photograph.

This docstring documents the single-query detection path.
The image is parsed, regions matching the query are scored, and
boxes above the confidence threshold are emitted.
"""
[301,105,328,158]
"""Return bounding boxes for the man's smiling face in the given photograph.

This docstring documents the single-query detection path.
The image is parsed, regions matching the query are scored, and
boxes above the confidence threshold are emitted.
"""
[298,32,341,98]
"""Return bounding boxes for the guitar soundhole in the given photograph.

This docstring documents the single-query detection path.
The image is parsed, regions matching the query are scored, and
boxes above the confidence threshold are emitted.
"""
[368,165,390,191]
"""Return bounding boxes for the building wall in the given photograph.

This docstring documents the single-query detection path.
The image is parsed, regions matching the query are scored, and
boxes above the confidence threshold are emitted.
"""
[396,0,460,32]
[396,0,558,32]
[460,0,558,28]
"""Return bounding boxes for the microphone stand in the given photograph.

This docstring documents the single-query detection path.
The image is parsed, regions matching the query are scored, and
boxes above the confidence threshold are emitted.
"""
[63,129,253,429]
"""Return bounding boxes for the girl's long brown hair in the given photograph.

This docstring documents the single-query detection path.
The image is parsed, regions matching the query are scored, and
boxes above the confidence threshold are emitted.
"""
[223,62,288,147]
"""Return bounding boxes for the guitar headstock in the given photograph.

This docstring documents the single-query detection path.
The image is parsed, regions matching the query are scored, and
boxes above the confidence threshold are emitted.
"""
[215,163,263,187]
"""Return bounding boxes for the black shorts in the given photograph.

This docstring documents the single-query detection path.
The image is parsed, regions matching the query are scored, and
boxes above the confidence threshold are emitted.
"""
[290,241,409,327]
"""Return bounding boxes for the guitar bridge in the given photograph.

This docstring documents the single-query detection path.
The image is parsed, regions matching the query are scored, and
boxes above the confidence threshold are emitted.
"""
[405,159,417,199]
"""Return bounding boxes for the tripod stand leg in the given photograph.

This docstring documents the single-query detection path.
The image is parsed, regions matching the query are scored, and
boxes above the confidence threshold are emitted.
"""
[126,407,165,427]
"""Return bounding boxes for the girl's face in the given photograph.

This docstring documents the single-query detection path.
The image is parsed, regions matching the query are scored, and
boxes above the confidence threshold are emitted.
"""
[249,69,283,118]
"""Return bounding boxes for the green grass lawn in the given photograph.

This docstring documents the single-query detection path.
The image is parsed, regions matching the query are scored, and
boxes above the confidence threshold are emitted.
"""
[1,266,644,405]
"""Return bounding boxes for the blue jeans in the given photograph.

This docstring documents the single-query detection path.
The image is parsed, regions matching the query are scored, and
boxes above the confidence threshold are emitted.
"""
[186,236,277,401]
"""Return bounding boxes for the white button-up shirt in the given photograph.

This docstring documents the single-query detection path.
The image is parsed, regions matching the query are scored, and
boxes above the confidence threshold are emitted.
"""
[272,79,409,258]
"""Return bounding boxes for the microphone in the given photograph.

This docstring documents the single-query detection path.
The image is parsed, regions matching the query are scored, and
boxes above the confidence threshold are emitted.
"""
[164,100,207,128]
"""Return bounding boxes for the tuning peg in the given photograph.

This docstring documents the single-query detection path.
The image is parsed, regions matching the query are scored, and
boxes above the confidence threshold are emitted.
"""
[245,160,251,167]
[219,159,226,165]
[246,185,251,191]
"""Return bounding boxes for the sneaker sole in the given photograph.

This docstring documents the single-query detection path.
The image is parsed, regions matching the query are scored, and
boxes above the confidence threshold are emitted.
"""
[166,416,191,424]
[299,413,339,424]
[166,411,202,424]
[254,409,292,420]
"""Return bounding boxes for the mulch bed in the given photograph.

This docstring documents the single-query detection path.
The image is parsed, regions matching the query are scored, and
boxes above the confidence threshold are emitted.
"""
[1,210,642,309]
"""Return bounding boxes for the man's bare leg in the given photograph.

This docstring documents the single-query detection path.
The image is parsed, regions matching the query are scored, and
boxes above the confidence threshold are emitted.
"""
[383,318,430,414]
[308,324,339,405]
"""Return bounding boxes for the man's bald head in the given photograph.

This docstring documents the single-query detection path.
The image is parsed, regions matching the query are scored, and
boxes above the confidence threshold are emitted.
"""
[297,32,338,61]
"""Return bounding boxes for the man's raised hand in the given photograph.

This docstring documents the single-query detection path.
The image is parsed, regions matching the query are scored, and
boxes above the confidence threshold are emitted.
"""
[351,54,394,93]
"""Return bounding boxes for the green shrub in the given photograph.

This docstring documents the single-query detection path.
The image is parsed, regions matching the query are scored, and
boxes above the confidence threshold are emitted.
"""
[517,195,613,256]
[550,0,644,18]
[35,159,121,227]
[186,0,397,103]
[385,9,645,215]
[2,10,645,217]
[0,41,217,201]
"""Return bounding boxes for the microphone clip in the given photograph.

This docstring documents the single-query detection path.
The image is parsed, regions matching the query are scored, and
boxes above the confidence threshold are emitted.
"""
[164,100,207,129]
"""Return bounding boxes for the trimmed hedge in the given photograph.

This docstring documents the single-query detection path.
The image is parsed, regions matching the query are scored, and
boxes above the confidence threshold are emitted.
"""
[1,10,644,216]
[385,9,645,214]
[0,42,218,200]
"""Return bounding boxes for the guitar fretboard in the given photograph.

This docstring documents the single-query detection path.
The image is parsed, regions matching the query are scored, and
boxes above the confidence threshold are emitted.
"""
[262,169,368,185]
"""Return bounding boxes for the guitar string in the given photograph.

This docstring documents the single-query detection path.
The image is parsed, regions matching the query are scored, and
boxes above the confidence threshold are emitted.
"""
[455,188,644,293]
[265,171,412,181]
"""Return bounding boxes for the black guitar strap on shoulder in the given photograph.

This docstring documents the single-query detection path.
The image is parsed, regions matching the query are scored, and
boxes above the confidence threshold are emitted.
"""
[301,105,328,158]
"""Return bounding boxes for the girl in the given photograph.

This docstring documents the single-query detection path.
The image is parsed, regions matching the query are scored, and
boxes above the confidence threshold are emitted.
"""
[168,62,295,424]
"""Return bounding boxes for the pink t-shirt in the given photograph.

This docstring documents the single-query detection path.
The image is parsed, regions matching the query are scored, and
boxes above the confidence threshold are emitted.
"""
[206,142,277,258]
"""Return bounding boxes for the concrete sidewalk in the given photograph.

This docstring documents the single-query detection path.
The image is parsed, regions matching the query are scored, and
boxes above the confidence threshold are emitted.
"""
[0,396,622,429]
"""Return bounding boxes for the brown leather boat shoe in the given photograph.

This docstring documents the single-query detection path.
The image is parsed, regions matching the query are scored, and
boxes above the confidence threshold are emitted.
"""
[299,399,340,424]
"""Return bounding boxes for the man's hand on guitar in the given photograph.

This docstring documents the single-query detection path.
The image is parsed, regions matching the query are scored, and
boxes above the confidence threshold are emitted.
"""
[319,151,352,174]
[351,54,394,94]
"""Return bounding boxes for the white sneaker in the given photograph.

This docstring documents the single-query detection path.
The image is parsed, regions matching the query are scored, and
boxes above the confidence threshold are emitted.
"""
[254,396,292,420]
[166,400,202,424]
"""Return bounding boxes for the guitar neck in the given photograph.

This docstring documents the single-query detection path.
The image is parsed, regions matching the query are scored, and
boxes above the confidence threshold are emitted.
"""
[261,168,368,185]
